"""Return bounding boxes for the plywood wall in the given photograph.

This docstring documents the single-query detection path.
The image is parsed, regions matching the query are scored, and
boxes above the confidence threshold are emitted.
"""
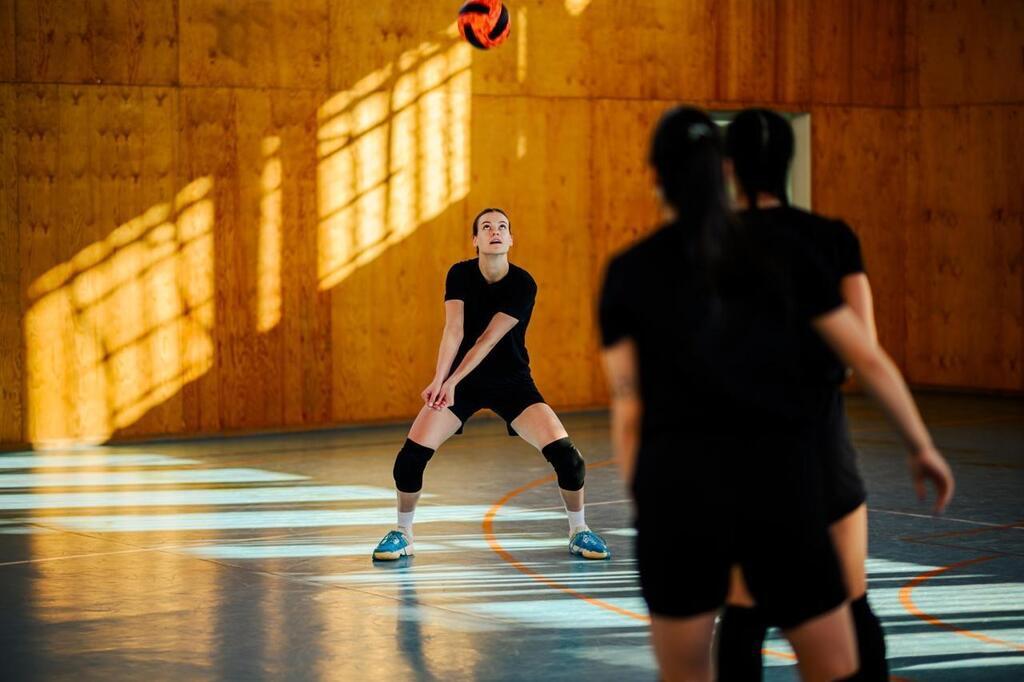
[2,0,1021,445]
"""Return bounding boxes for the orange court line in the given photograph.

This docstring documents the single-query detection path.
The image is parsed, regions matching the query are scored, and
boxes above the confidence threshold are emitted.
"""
[481,458,796,661]
[898,555,1024,652]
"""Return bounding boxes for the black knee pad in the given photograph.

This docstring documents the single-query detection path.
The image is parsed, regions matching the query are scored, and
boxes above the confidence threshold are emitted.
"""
[716,606,768,680]
[542,437,585,491]
[393,439,435,493]
[846,594,889,681]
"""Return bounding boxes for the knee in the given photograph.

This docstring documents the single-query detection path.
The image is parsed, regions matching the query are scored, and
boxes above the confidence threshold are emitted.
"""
[393,439,435,493]
[541,437,585,491]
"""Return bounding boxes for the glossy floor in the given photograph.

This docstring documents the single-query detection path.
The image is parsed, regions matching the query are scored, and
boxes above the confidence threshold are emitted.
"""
[1,393,1022,681]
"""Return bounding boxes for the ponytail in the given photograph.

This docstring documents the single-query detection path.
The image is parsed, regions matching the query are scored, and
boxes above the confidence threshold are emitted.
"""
[649,107,734,275]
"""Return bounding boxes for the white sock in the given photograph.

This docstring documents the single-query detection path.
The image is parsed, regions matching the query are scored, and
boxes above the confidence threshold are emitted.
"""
[397,510,415,536]
[566,508,586,535]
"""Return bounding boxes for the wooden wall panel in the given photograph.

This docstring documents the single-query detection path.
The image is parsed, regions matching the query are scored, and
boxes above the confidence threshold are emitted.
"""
[912,0,1024,106]
[180,0,328,88]
[774,0,814,104]
[17,85,64,444]
[17,86,184,444]
[179,89,231,434]
[810,0,853,104]
[905,106,1023,389]
[718,0,778,103]
[328,1,462,92]
[0,86,21,442]
[178,88,330,434]
[589,99,664,402]
[811,107,908,368]
[851,0,907,106]
[14,0,178,85]
[0,1,14,81]
[583,1,717,101]
[322,45,473,424]
[468,95,595,410]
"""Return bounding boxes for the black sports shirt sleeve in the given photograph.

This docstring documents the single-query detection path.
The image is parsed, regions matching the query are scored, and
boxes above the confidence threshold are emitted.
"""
[495,273,536,321]
[834,220,865,277]
[795,247,844,320]
[444,263,466,301]
[598,256,633,347]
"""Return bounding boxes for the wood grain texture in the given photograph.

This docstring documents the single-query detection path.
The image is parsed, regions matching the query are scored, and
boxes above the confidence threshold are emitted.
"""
[180,0,328,88]
[328,1,461,93]
[851,0,907,106]
[14,0,178,85]
[323,46,472,423]
[0,0,14,81]
[17,85,64,444]
[0,85,21,442]
[811,106,909,369]
[905,106,1023,389]
[468,95,595,410]
[911,0,1024,106]
[589,99,664,402]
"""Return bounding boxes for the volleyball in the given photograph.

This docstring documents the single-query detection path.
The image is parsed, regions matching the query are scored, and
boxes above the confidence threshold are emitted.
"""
[458,1,511,50]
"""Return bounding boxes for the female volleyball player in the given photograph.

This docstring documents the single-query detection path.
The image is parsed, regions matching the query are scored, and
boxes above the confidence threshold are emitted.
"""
[715,108,892,681]
[372,208,610,561]
[598,107,953,682]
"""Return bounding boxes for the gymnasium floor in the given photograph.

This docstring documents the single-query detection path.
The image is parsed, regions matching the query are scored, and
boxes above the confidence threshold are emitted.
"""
[0,393,1021,681]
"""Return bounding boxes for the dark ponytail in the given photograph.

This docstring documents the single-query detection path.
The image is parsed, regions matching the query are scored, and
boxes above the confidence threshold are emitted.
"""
[724,109,794,210]
[649,107,734,274]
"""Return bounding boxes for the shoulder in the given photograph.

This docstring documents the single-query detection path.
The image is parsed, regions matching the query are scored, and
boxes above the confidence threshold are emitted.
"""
[508,264,538,294]
[790,207,858,242]
[607,224,679,276]
[447,259,475,278]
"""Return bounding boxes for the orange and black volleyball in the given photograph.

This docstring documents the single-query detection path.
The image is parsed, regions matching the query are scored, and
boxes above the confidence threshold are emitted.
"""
[458,1,511,50]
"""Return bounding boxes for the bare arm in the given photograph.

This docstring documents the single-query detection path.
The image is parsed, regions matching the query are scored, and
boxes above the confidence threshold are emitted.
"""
[814,305,954,511]
[423,301,465,405]
[601,339,642,491]
[840,273,878,343]
[430,312,519,409]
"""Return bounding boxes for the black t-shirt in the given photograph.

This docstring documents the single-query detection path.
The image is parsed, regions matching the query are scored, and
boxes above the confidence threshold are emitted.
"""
[444,259,537,383]
[741,207,864,386]
[598,219,842,438]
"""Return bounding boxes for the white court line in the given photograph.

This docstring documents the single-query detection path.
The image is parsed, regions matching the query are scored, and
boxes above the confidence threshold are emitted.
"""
[870,508,1024,530]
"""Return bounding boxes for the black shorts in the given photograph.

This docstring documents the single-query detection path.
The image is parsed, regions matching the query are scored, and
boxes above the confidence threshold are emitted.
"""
[632,431,846,629]
[820,390,867,523]
[446,375,545,436]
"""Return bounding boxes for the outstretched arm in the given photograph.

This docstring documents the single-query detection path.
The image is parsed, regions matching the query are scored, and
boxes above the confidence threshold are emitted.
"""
[814,306,954,512]
[601,339,642,491]
[840,273,878,344]
[422,300,465,406]
[430,312,519,409]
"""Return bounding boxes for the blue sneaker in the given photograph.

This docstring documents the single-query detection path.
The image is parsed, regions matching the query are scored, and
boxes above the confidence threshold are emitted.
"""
[569,528,610,560]
[372,529,414,561]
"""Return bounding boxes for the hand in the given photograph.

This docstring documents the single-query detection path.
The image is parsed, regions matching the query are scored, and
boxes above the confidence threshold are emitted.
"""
[421,378,444,406]
[430,381,456,411]
[908,446,955,514]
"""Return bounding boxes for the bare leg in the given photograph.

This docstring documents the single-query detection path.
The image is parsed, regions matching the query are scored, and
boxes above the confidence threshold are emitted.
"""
[650,611,718,682]
[510,403,580,510]
[831,504,868,599]
[784,603,858,682]
[398,405,461,515]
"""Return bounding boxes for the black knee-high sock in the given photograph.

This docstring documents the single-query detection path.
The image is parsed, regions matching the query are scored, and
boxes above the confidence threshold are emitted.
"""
[715,606,768,681]
[843,594,889,681]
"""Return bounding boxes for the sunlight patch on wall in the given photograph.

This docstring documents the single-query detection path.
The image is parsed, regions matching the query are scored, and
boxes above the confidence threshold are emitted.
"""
[24,178,216,445]
[317,35,472,290]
